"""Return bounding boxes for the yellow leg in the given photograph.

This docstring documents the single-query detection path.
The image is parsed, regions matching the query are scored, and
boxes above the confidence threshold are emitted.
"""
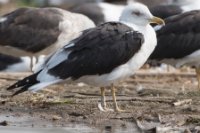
[111,84,125,112]
[30,56,37,72]
[100,87,107,108]
[195,68,200,89]
[30,56,34,72]
[98,87,113,112]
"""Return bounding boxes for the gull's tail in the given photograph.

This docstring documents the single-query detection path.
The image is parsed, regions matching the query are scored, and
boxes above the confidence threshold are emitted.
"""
[7,68,62,97]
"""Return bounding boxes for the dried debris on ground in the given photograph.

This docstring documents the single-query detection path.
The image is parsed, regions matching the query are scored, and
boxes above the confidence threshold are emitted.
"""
[0,68,200,132]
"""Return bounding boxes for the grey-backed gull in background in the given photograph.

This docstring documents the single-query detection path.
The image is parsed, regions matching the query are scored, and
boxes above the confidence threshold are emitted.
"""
[132,0,172,7]
[172,0,200,12]
[0,7,95,70]
[150,0,200,20]
[70,2,124,25]
[132,0,200,11]
[6,3,164,112]
[149,10,200,89]
[150,5,183,19]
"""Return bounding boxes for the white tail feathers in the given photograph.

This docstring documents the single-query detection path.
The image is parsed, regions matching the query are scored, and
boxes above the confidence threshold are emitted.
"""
[28,80,61,92]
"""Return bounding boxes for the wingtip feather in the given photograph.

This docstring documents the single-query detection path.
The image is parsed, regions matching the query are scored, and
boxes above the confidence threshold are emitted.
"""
[7,83,19,90]
[11,84,32,96]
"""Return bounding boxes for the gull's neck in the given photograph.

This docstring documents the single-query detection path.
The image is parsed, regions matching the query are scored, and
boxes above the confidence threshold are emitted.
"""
[120,21,149,34]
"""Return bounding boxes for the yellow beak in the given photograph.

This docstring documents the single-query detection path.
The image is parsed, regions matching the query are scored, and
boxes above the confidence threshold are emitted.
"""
[149,17,165,25]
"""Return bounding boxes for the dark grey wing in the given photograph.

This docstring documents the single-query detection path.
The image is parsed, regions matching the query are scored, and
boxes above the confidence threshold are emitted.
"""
[0,7,63,53]
[150,10,200,60]
[0,53,22,71]
[134,0,171,7]
[150,5,183,19]
[48,22,144,79]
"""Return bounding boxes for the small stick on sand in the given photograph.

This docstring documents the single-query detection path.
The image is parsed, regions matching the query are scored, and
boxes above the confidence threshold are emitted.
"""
[173,99,192,106]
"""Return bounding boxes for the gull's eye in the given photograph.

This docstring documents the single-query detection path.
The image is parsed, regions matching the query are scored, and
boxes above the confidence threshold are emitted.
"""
[132,11,141,16]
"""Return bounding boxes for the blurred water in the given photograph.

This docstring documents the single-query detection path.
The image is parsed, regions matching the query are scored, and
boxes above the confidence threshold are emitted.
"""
[0,122,140,133]
[0,125,97,133]
[0,113,140,133]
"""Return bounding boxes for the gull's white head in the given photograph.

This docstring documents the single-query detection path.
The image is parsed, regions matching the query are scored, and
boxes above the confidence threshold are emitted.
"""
[120,3,165,26]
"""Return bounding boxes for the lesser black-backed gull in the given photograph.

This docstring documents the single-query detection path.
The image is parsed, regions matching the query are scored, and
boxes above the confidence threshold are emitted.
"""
[6,3,164,112]
[149,10,200,89]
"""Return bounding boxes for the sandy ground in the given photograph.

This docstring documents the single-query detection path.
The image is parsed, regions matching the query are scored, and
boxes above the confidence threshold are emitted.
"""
[0,68,200,133]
